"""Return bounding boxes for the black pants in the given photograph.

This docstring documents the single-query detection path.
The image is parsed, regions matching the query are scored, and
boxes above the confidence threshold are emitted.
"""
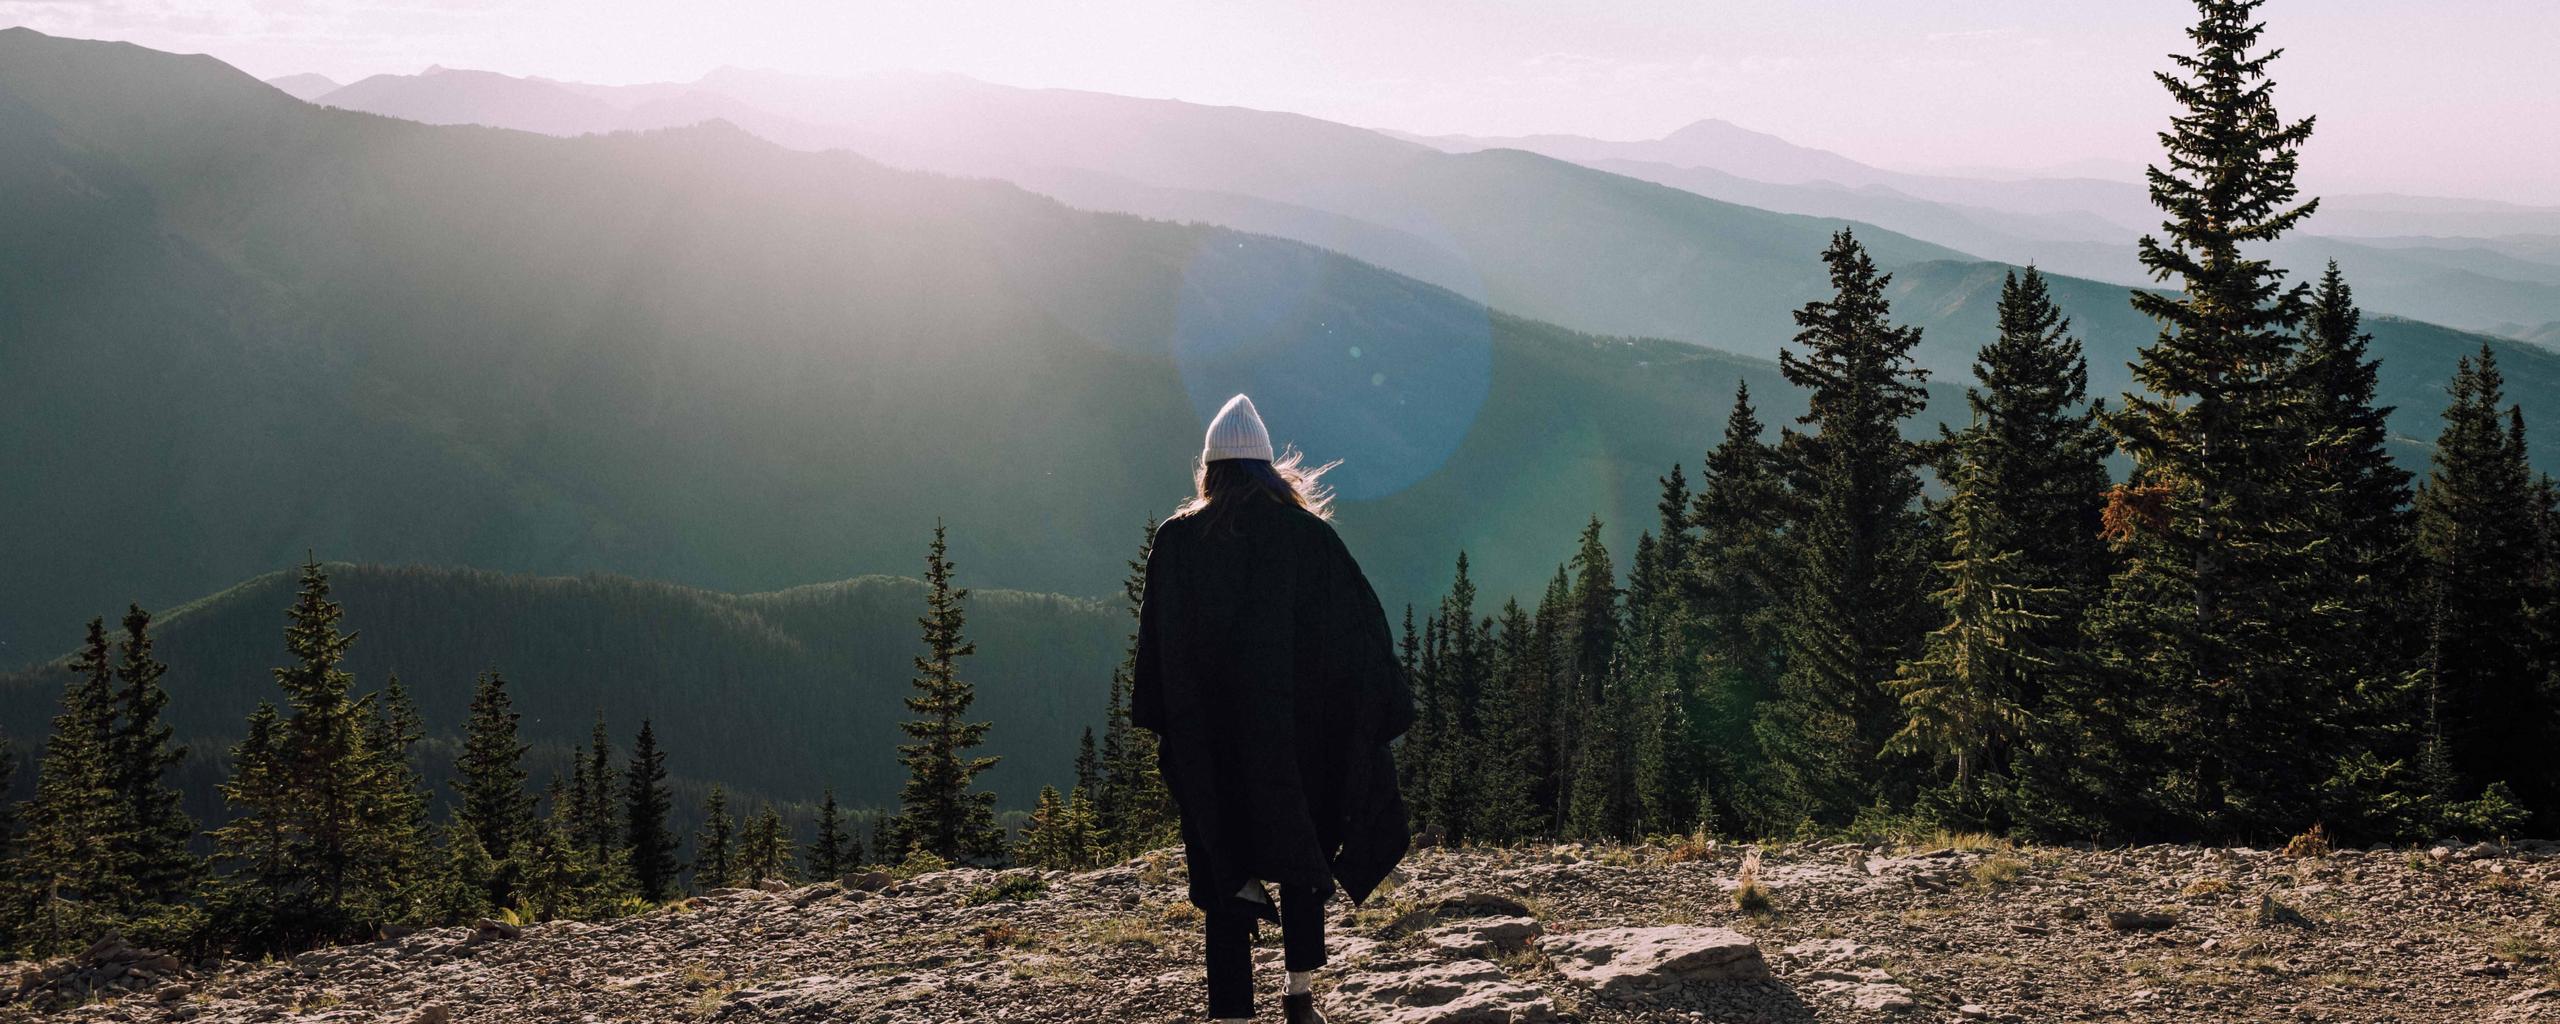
[1205,884,1328,1019]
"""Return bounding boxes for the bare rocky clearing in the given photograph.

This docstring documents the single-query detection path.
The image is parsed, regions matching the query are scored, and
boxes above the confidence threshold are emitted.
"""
[11,837,2560,1023]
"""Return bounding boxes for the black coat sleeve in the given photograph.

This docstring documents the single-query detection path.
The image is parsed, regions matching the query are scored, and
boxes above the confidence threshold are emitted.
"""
[1131,531,1171,735]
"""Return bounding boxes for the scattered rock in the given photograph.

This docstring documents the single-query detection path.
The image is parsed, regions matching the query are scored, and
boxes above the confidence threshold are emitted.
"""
[1416,916,1542,958]
[1429,892,1535,919]
[2105,910,2178,932]
[1325,958,1557,1024]
[1544,925,1769,999]
[17,843,2550,1023]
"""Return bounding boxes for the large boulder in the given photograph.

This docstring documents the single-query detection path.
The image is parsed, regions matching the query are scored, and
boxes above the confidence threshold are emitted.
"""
[1544,925,1768,999]
[1325,959,1559,1024]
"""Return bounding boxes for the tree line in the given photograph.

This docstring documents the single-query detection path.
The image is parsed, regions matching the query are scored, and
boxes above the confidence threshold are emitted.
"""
[0,523,1171,957]
[1395,0,2560,850]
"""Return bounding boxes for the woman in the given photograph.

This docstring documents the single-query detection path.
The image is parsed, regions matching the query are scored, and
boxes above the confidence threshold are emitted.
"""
[1133,393,1414,1024]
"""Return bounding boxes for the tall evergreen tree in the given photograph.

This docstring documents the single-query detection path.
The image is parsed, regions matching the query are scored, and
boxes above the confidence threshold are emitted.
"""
[106,606,197,906]
[368,674,432,918]
[1564,649,1637,841]
[2415,347,2549,816]
[1473,600,1553,842]
[622,720,680,901]
[1073,728,1101,804]
[739,804,793,884]
[808,790,854,878]
[15,620,134,952]
[2090,0,2342,838]
[453,669,537,902]
[574,714,618,856]
[2291,264,2430,832]
[2296,263,2416,639]
[1685,382,1791,832]
[693,786,736,890]
[1097,521,1173,856]
[1017,785,1103,869]
[1885,439,2060,825]
[1654,465,1693,580]
[209,559,410,948]
[1554,520,1619,831]
[886,524,1007,863]
[1757,229,1935,825]
[1422,553,1487,843]
[1954,269,2119,835]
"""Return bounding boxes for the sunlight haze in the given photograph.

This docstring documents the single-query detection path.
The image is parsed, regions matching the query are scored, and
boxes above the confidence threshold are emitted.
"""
[6,0,2556,203]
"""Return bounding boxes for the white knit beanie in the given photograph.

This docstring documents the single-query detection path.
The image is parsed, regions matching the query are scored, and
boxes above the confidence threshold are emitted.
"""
[1202,393,1275,463]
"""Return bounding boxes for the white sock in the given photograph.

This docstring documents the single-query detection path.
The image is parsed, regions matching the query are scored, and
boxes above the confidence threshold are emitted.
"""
[1286,970,1314,996]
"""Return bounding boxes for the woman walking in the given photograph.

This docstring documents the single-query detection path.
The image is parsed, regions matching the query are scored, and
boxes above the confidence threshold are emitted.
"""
[1133,394,1414,1024]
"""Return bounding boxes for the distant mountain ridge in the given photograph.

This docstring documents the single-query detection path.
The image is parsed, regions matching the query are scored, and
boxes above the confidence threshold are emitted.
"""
[295,61,2560,338]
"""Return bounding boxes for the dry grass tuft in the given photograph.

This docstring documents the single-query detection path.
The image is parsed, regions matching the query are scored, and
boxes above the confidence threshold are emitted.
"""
[1732,850,1774,917]
[2280,824,2331,860]
[1970,854,2028,889]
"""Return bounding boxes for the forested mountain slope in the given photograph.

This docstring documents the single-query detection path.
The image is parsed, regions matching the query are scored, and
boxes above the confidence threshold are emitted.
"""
[0,28,1838,659]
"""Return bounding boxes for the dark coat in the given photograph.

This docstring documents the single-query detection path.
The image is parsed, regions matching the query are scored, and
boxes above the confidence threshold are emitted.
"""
[1132,497,1414,914]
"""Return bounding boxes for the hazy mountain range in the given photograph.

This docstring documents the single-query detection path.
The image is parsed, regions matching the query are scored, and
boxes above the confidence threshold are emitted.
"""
[0,27,1823,662]
[296,63,2560,337]
[8,28,2560,811]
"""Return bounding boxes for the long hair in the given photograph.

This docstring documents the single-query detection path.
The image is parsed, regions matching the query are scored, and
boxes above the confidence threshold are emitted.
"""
[1175,448,1338,527]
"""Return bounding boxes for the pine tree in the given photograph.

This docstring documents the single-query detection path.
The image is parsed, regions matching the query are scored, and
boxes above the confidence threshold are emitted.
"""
[2291,264,2429,834]
[1017,785,1104,869]
[1885,438,2060,825]
[1096,520,1173,857]
[105,606,197,906]
[622,720,680,901]
[1422,553,1487,843]
[453,669,536,905]
[1401,608,1443,834]
[1955,269,2119,835]
[15,620,134,953]
[1074,729,1101,804]
[693,786,736,891]
[808,790,854,879]
[574,714,618,856]
[1555,521,1619,831]
[209,559,409,949]
[1473,600,1553,842]
[2296,264,2416,639]
[1758,229,1935,825]
[1565,652,1636,841]
[2415,347,2547,815]
[739,805,793,884]
[889,523,1008,863]
[368,674,432,920]
[1654,465,1693,582]
[1686,382,1792,832]
[423,824,495,925]
[2090,0,2339,839]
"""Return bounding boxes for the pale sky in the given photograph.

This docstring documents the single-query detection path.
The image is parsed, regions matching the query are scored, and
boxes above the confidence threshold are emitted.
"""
[6,0,2555,204]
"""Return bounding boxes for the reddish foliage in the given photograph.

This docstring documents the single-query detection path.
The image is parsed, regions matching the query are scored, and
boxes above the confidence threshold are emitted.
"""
[2101,483,2176,543]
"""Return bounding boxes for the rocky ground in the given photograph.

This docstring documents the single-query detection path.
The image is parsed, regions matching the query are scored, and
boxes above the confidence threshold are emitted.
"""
[9,836,2560,1023]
